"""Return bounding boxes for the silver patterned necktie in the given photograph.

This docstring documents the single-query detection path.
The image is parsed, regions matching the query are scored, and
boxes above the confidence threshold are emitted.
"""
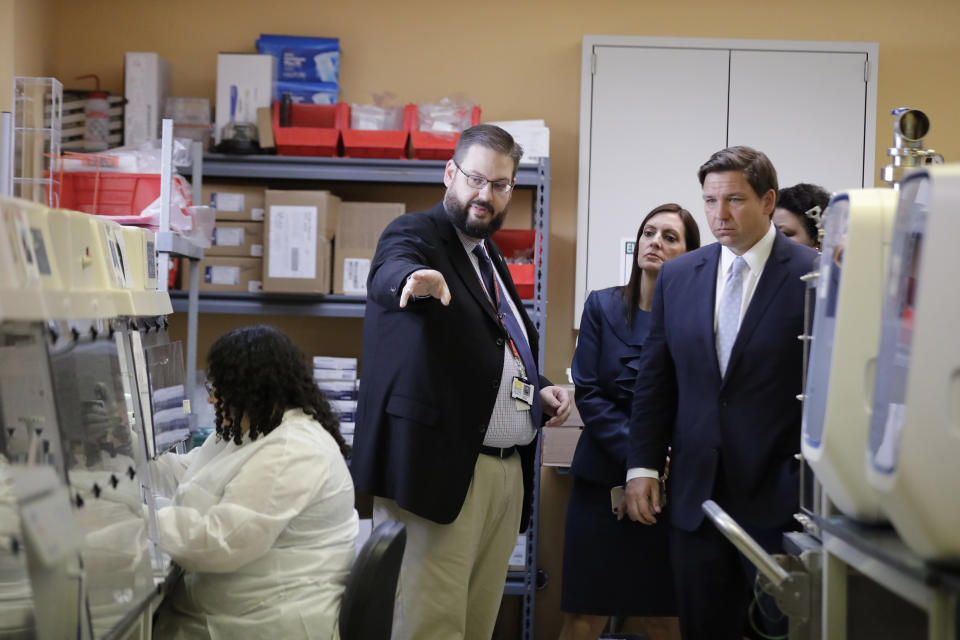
[716,256,748,377]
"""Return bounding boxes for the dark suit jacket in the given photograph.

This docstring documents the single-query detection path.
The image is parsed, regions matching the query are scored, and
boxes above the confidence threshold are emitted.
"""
[352,203,548,532]
[570,287,650,486]
[627,229,817,532]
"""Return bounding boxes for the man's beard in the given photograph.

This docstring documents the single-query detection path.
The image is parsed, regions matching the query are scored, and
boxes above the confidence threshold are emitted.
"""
[443,190,507,239]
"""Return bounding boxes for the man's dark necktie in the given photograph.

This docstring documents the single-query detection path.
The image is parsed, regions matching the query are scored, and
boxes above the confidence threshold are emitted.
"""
[472,243,542,427]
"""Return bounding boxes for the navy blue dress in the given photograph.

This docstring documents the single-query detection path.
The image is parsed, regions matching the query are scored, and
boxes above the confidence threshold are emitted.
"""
[561,287,675,615]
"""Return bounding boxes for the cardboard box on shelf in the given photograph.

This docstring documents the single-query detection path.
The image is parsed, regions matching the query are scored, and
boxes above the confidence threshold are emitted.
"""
[202,184,266,222]
[207,222,264,257]
[333,202,405,295]
[263,190,340,294]
[215,53,275,145]
[313,368,357,381]
[313,356,358,369]
[558,384,583,427]
[257,107,275,150]
[316,380,358,400]
[541,426,583,467]
[508,534,527,571]
[124,52,171,146]
[274,80,339,105]
[182,257,263,293]
[541,384,584,467]
[256,34,341,84]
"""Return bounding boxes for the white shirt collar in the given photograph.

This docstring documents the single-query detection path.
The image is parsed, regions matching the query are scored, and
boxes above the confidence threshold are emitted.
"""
[719,220,776,277]
[455,227,482,255]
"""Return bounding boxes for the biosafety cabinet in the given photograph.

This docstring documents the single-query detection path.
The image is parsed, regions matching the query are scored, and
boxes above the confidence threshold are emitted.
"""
[0,194,189,639]
[801,188,898,524]
[866,164,960,562]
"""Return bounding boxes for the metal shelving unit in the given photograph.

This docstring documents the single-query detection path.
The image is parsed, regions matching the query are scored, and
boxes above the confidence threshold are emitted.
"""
[170,290,536,319]
[817,514,960,638]
[182,152,550,639]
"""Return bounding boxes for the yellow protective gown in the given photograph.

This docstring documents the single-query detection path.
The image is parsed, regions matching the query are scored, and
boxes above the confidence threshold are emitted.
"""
[153,409,358,639]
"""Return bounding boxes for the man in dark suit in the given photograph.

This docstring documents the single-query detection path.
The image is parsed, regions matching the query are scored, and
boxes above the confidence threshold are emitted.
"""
[353,124,570,640]
[624,146,817,639]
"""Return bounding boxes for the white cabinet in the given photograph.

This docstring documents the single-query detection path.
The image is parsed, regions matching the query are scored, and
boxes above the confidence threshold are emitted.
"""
[575,36,878,328]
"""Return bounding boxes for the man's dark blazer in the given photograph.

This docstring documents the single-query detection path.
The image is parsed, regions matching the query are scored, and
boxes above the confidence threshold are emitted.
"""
[627,228,817,532]
[352,203,548,532]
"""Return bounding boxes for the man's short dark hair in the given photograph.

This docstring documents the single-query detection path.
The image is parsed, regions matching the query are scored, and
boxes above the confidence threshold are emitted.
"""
[697,146,778,200]
[453,124,524,176]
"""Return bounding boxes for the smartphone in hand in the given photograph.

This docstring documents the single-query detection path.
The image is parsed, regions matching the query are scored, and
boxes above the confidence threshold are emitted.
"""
[610,485,625,516]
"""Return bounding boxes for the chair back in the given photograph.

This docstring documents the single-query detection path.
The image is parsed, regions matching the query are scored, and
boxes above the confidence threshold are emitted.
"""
[339,519,406,640]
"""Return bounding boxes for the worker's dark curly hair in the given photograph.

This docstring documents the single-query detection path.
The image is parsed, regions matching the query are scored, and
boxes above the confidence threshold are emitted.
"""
[205,325,350,457]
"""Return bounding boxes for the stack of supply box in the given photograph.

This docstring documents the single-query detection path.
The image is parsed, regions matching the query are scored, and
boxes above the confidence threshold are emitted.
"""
[334,202,406,295]
[541,383,584,466]
[214,53,275,147]
[124,52,171,146]
[256,34,340,105]
[184,183,266,292]
[263,190,340,294]
[314,356,358,446]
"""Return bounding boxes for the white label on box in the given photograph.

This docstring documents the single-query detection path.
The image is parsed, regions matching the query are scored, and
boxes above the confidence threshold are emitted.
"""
[213,227,244,246]
[248,280,263,292]
[313,356,358,369]
[331,399,358,412]
[316,380,357,392]
[251,207,265,221]
[268,205,317,279]
[508,534,527,569]
[313,368,358,381]
[212,193,244,212]
[206,266,240,285]
[251,243,263,257]
[343,257,371,295]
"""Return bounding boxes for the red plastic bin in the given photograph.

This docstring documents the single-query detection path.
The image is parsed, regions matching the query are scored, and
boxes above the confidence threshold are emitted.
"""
[272,101,342,157]
[492,229,537,299]
[409,104,482,160]
[339,103,411,159]
[59,172,162,216]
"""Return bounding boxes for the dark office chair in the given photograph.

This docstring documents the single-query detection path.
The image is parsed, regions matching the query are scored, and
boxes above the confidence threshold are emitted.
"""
[339,520,407,640]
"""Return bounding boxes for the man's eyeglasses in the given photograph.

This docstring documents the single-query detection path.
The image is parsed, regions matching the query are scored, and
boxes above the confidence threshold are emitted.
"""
[453,161,514,194]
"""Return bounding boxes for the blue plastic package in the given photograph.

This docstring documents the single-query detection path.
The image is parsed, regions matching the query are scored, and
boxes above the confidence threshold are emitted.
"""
[256,34,340,83]
[275,80,339,105]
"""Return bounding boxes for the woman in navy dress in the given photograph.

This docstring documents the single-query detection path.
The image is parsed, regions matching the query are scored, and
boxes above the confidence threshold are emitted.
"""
[559,203,700,640]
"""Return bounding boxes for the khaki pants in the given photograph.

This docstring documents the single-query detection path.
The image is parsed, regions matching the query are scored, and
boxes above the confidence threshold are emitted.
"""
[373,452,524,640]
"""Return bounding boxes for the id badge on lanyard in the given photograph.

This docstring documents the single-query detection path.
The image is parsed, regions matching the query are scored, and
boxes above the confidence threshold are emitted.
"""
[511,375,535,411]
[481,248,534,412]
[508,340,533,411]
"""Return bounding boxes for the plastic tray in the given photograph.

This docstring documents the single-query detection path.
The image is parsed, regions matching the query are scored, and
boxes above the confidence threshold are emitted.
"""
[409,105,482,160]
[492,229,537,299]
[339,103,410,159]
[272,101,342,157]
[59,172,162,216]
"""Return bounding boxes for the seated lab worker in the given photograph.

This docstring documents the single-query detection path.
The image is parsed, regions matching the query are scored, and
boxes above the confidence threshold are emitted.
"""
[152,325,358,640]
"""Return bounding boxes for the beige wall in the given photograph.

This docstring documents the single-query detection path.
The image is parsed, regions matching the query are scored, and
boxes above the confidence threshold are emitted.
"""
[1,0,55,123]
[0,0,12,112]
[45,0,960,384]
[34,3,960,636]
